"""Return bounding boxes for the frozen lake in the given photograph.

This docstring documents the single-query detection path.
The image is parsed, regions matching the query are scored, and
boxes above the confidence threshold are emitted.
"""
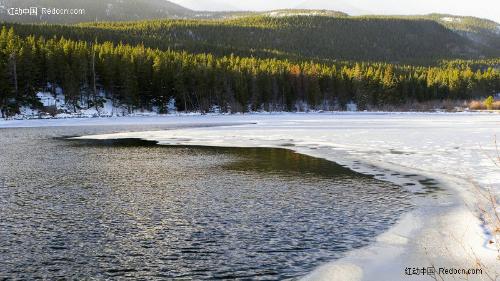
[1,112,499,280]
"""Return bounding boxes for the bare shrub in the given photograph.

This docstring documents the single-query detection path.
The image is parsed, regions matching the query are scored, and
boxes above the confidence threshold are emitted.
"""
[469,101,485,110]
[492,101,500,110]
[44,105,59,117]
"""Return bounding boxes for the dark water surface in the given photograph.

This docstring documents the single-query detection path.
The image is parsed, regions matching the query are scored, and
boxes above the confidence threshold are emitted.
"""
[0,125,412,280]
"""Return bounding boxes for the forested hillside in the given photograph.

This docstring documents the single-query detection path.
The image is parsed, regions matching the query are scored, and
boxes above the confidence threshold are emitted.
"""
[0,9,499,117]
[377,14,500,52]
[0,26,498,117]
[3,15,498,64]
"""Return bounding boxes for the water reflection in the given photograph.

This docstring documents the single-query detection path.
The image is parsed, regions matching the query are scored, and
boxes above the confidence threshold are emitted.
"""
[0,126,412,280]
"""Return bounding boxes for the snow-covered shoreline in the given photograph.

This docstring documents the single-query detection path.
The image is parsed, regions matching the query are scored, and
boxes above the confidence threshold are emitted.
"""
[3,113,499,280]
[1,110,498,128]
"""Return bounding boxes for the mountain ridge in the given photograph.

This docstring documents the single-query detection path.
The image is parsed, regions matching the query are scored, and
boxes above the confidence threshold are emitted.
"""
[294,0,369,16]
[0,1,498,62]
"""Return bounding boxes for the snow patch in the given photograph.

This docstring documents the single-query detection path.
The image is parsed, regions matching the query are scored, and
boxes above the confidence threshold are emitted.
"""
[301,263,363,281]
[441,16,462,23]
[266,11,326,17]
[25,90,179,119]
[18,106,40,117]
[36,92,63,107]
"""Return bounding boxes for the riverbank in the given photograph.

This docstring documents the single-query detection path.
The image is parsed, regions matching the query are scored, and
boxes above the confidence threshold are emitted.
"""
[2,113,499,280]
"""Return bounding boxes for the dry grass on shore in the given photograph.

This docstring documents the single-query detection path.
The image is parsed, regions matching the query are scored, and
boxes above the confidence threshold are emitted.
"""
[369,96,500,112]
[474,139,500,280]
[469,101,500,111]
